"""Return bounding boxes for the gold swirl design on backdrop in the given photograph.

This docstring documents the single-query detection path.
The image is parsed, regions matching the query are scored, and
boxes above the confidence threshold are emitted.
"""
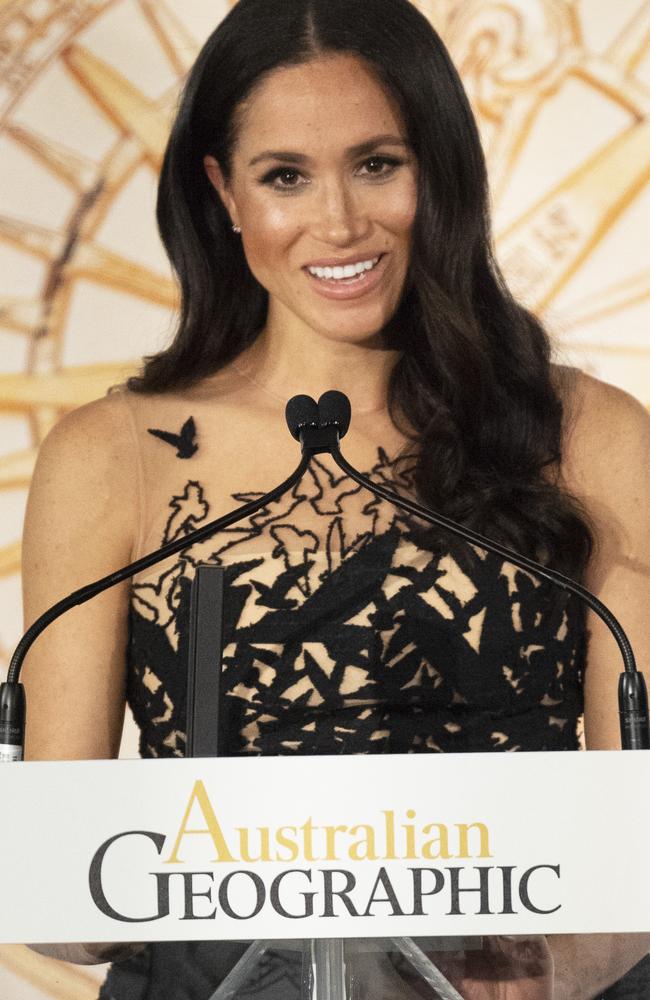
[0,0,188,588]
[0,1,648,992]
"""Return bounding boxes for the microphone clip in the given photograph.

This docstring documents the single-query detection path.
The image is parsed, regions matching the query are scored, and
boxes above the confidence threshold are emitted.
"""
[298,422,340,456]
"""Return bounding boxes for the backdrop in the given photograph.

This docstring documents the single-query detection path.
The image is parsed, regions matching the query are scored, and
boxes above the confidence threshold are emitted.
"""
[0,0,648,996]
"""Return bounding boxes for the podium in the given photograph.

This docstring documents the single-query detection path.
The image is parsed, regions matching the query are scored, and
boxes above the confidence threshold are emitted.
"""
[185,565,480,997]
[205,937,487,999]
[208,934,556,999]
[1,752,648,999]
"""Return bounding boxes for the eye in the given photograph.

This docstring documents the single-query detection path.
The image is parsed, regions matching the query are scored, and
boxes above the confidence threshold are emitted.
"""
[260,167,306,191]
[358,155,403,178]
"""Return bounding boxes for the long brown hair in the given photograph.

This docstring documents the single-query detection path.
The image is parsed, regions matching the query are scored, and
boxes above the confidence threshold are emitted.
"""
[129,0,592,577]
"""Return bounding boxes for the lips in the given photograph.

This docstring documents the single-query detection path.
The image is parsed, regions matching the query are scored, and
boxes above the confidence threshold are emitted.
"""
[303,252,388,301]
[303,251,385,269]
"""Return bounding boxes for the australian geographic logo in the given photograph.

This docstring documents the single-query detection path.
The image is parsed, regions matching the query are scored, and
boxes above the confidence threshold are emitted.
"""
[89,780,561,923]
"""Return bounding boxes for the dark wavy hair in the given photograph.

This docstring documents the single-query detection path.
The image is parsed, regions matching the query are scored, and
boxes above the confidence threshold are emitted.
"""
[129,0,592,577]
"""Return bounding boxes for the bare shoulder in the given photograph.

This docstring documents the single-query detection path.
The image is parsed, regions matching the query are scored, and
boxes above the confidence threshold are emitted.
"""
[36,390,135,466]
[25,391,140,573]
[556,367,650,501]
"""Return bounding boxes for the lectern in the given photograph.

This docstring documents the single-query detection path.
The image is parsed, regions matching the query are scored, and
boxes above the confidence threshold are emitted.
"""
[184,566,534,999]
[0,748,648,996]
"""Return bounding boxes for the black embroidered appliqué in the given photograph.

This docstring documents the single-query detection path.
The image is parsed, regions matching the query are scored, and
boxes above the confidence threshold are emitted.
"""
[126,452,587,761]
[147,417,198,459]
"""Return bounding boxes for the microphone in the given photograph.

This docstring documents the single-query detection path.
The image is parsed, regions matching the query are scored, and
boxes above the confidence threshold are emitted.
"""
[0,682,25,764]
[285,394,319,440]
[290,390,649,752]
[319,389,351,437]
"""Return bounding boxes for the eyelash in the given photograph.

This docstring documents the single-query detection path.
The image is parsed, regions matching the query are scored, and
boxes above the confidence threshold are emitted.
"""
[259,155,405,192]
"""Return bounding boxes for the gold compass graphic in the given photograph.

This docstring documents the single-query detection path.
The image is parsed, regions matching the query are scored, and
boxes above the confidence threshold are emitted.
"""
[0,1,648,995]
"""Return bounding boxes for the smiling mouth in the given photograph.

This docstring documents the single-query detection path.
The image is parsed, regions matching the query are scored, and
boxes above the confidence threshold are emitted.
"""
[306,255,382,283]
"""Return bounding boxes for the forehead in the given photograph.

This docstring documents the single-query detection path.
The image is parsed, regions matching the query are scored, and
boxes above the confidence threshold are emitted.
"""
[233,54,406,154]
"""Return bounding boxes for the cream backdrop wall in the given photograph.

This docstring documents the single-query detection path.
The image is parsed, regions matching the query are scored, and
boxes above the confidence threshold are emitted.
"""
[0,0,648,996]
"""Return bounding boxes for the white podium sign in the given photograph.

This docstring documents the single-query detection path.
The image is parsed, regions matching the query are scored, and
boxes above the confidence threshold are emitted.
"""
[0,751,648,943]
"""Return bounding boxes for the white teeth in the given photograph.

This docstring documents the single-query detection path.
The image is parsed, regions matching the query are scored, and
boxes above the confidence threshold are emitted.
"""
[308,256,380,280]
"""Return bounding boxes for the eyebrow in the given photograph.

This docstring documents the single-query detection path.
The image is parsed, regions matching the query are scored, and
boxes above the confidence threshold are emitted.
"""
[248,135,409,168]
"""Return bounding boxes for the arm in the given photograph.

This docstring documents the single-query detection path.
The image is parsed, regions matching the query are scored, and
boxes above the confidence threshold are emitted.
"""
[548,372,650,998]
[559,373,650,752]
[22,393,138,760]
[21,393,142,964]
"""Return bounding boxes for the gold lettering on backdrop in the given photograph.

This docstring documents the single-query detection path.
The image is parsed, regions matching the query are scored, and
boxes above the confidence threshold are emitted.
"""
[300,817,318,861]
[422,823,452,860]
[403,809,418,859]
[382,810,397,859]
[324,825,348,860]
[457,822,493,859]
[165,780,237,864]
[237,827,272,863]
[276,826,300,862]
[164,783,493,863]
[348,824,379,861]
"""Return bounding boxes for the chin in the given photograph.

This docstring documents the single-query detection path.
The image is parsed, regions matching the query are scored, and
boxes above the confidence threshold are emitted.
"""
[316,325,388,348]
[310,310,396,346]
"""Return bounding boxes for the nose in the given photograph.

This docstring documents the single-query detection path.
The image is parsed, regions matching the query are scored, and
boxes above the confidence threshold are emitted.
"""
[310,177,370,246]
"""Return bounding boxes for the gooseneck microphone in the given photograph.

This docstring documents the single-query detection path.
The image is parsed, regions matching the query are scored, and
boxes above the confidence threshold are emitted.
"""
[294,390,649,752]
[0,450,311,762]
[1,390,647,759]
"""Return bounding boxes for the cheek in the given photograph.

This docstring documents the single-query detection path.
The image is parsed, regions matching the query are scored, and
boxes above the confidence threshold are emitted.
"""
[389,178,418,236]
[239,193,299,264]
[362,175,418,247]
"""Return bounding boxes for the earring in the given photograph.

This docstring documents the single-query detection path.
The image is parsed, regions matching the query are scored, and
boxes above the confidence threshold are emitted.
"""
[232,224,241,234]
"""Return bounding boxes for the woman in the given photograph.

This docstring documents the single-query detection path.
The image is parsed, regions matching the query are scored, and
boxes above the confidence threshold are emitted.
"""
[21,0,650,997]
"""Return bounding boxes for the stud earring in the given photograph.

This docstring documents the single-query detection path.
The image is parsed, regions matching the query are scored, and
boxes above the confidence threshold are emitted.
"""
[232,224,241,234]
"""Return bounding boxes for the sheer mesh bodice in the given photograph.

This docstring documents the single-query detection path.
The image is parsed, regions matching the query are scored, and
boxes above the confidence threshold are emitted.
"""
[126,448,586,759]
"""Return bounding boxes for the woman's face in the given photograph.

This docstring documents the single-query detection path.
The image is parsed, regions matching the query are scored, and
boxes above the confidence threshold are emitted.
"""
[205,54,418,347]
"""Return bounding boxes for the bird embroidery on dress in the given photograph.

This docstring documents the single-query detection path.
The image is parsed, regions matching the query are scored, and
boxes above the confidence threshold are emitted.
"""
[147,416,198,458]
[128,451,587,761]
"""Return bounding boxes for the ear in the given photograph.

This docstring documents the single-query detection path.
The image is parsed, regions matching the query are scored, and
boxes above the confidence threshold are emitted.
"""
[203,155,240,230]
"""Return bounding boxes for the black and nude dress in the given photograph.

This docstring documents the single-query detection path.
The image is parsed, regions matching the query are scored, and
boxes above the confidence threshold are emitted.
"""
[99,389,642,999]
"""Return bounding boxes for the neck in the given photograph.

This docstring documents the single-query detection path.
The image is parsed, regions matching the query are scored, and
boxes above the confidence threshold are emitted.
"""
[234,325,400,415]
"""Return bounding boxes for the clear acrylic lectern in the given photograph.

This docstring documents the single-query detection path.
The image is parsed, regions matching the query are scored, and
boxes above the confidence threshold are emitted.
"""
[186,567,550,1000]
